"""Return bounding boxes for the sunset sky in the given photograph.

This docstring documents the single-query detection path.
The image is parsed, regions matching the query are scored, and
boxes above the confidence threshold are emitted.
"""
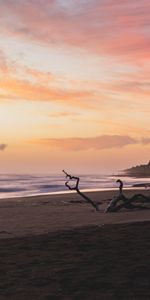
[0,0,150,174]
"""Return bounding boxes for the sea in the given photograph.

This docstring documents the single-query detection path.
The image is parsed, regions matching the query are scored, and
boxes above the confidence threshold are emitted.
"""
[0,173,150,199]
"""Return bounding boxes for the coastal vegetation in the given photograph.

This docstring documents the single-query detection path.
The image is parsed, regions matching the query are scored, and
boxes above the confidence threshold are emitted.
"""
[124,161,150,177]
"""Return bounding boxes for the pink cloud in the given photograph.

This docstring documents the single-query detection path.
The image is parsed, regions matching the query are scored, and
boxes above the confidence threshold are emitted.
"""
[141,137,150,144]
[0,144,7,151]
[0,0,149,62]
[0,50,149,110]
[0,50,8,73]
[35,135,137,151]
[0,75,98,108]
[0,57,99,107]
[48,112,81,118]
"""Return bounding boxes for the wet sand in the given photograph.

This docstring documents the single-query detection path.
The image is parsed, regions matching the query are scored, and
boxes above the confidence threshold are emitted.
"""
[0,189,150,238]
[0,189,150,299]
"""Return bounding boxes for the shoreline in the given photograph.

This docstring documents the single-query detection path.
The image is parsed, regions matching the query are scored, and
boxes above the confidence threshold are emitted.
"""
[1,172,150,200]
[0,189,149,239]
[0,186,149,201]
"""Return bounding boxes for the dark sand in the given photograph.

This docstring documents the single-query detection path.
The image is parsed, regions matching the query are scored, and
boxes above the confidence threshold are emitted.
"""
[0,189,150,299]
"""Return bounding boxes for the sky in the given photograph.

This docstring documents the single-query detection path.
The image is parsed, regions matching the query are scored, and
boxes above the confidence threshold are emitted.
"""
[0,0,150,174]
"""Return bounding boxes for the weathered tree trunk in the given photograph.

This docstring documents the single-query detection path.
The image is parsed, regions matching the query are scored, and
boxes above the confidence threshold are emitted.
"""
[106,192,150,213]
[63,170,99,211]
[114,194,150,212]
[105,179,150,212]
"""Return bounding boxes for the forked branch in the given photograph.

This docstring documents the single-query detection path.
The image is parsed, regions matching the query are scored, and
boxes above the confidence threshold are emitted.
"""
[106,179,150,213]
[63,170,99,211]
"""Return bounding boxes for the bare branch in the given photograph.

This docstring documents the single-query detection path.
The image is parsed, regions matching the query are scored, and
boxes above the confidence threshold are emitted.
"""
[106,183,150,213]
[63,170,99,211]
[116,179,123,194]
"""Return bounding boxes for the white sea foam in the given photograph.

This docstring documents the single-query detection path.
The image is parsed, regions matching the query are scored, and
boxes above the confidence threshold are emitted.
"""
[0,173,150,199]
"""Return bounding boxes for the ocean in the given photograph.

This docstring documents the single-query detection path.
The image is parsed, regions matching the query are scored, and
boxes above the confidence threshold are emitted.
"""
[0,173,150,199]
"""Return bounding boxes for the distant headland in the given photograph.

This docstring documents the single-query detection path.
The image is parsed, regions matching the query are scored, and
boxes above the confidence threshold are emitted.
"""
[124,161,150,177]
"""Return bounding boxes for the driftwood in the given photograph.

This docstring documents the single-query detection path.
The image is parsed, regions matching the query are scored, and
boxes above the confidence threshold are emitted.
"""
[63,170,99,211]
[106,179,150,213]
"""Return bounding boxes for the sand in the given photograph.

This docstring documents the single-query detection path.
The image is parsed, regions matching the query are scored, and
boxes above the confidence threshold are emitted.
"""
[0,189,150,299]
[0,189,150,238]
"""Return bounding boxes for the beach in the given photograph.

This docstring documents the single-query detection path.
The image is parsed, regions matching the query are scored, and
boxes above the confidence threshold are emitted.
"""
[0,189,150,299]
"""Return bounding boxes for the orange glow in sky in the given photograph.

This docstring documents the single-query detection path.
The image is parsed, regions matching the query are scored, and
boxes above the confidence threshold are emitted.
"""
[0,0,150,174]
